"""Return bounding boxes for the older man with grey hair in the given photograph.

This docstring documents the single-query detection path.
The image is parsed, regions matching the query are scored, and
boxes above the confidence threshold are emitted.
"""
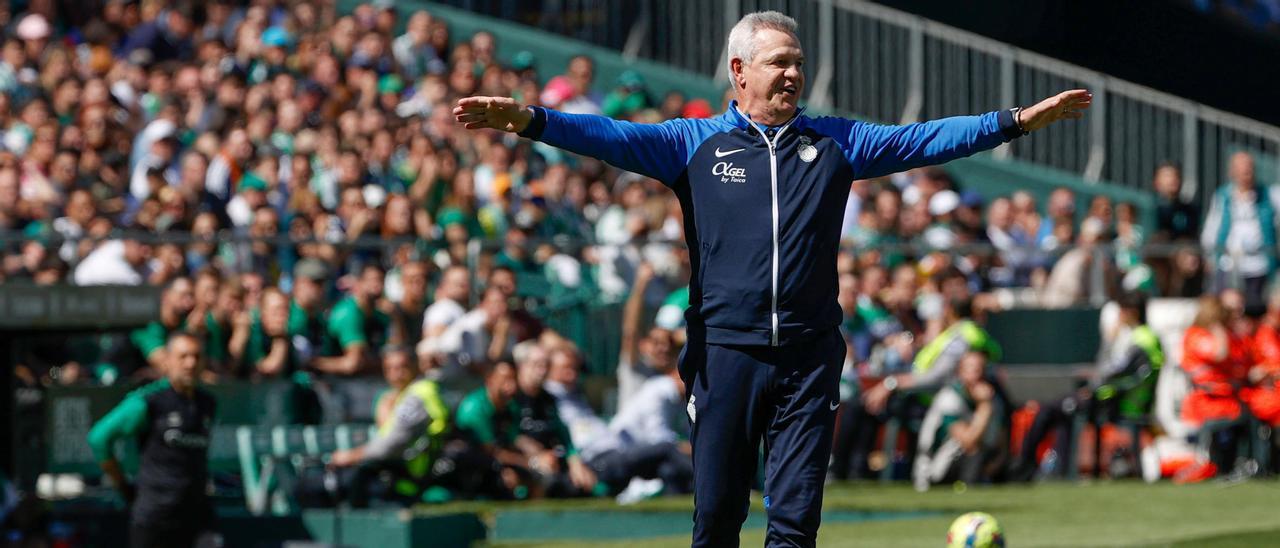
[455,11,1090,547]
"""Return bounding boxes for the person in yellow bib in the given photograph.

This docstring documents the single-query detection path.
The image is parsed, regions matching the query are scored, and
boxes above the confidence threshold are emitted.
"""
[1008,292,1164,480]
[863,298,1003,415]
[325,346,449,506]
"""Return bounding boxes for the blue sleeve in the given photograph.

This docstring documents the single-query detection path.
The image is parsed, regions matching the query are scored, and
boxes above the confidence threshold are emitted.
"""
[816,110,1023,179]
[519,107,711,186]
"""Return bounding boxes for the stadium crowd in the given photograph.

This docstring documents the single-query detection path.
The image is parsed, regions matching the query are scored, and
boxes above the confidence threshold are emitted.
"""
[0,0,1275,507]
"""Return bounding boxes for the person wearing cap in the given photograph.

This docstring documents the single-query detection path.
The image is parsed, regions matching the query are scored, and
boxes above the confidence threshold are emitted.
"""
[15,13,52,61]
[288,258,332,365]
[377,73,405,112]
[226,170,270,229]
[455,10,1088,543]
[251,26,294,84]
[602,70,652,119]
[922,189,961,249]
[73,235,153,286]
[510,50,537,75]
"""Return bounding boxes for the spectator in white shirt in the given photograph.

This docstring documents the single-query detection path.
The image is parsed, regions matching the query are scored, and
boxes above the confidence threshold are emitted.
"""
[419,265,470,349]
[73,238,151,286]
[543,344,608,451]
[436,287,515,374]
[1201,151,1280,309]
[580,359,693,498]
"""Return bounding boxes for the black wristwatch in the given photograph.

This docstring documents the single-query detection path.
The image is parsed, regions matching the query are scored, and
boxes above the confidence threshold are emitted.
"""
[1010,107,1029,136]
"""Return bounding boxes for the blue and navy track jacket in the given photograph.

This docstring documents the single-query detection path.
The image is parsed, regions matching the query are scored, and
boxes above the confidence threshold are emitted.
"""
[519,101,1025,347]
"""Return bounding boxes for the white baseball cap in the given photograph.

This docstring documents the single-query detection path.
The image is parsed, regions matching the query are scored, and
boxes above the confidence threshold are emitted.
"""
[16,14,51,40]
[928,190,960,217]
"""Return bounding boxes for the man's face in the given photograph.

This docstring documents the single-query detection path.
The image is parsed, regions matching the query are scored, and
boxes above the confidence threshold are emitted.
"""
[262,291,290,334]
[567,57,593,94]
[382,352,415,388]
[489,270,516,297]
[166,279,196,317]
[1153,167,1181,198]
[442,268,470,302]
[644,327,676,370]
[167,336,204,392]
[734,28,805,118]
[488,363,518,405]
[360,269,385,300]
[195,275,220,308]
[1231,153,1255,190]
[957,352,985,387]
[67,191,96,224]
[548,350,579,386]
[481,289,508,320]
[401,263,428,303]
[517,346,549,395]
[293,276,322,309]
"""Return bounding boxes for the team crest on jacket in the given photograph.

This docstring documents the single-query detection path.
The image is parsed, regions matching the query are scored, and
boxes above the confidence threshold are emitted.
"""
[798,136,818,163]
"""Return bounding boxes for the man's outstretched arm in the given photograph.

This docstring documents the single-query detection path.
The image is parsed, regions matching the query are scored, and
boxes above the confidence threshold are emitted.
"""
[831,89,1092,179]
[453,96,694,185]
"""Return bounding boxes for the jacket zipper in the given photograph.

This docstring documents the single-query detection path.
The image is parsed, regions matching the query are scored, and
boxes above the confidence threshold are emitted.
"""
[745,117,796,347]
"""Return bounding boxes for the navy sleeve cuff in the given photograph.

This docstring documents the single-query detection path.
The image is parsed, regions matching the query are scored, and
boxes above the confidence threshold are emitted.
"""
[997,108,1025,141]
[517,106,548,140]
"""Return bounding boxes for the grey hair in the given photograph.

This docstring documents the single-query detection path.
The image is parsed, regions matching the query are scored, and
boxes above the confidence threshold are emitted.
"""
[726,11,799,86]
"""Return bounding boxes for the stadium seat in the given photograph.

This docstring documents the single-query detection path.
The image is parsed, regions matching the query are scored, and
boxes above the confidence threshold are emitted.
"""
[236,424,378,515]
[1195,415,1271,478]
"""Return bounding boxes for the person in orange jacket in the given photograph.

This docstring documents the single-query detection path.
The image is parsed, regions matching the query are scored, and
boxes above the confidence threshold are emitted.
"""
[1181,295,1254,427]
[1244,292,1280,426]
[1181,294,1259,473]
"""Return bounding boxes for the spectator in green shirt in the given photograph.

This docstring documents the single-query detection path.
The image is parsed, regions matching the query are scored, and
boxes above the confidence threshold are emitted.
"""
[185,269,246,377]
[234,287,297,378]
[387,260,430,350]
[288,258,331,364]
[492,226,542,276]
[454,361,530,498]
[130,276,195,374]
[314,263,390,375]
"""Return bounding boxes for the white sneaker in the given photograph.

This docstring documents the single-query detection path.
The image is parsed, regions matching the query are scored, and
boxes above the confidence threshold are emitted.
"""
[1140,446,1160,483]
[615,478,665,505]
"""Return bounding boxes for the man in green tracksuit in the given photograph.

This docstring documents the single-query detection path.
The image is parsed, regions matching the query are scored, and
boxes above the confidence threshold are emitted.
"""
[87,332,216,548]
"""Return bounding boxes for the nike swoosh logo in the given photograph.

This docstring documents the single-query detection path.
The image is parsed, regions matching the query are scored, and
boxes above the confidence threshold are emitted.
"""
[714,147,745,158]
[829,401,840,411]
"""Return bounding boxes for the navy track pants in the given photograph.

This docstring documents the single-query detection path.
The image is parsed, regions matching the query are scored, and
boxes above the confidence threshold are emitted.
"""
[679,327,845,548]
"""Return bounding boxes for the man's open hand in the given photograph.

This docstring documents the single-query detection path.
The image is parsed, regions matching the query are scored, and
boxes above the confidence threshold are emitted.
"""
[453,96,533,133]
[1018,89,1092,133]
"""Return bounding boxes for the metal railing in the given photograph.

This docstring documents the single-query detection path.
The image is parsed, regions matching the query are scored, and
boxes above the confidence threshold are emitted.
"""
[442,0,1280,214]
[1,229,1237,299]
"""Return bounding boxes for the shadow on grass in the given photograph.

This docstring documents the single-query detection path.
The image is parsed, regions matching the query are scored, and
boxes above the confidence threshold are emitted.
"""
[1157,528,1280,548]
